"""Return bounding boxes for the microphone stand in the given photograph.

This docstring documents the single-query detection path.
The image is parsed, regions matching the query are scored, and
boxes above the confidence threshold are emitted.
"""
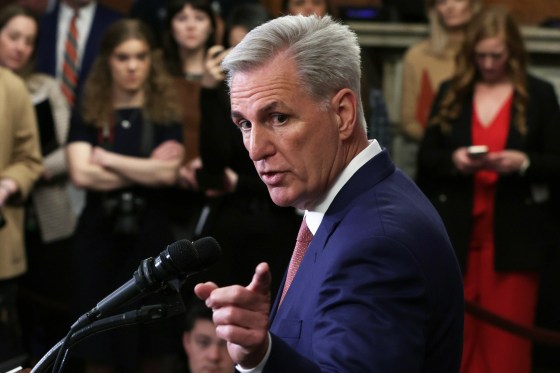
[30,235,222,373]
[46,255,190,373]
[31,298,185,373]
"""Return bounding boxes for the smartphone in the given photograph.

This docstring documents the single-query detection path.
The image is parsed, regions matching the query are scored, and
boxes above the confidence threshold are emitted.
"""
[467,145,489,157]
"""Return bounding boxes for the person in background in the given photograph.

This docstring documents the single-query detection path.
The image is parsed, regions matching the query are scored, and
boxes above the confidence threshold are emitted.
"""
[161,0,218,240]
[162,0,217,83]
[181,298,234,373]
[417,6,560,373]
[66,19,184,372]
[281,0,332,16]
[195,14,464,372]
[35,0,122,107]
[399,0,480,178]
[188,2,301,299]
[0,44,43,367]
[0,4,77,364]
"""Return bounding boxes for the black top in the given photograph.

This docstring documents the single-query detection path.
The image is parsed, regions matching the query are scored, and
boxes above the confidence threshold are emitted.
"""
[417,74,560,272]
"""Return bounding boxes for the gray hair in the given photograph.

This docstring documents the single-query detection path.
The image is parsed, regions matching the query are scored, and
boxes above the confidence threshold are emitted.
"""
[222,14,366,128]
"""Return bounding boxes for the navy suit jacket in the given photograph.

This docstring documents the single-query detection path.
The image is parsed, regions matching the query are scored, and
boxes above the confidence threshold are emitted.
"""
[265,150,464,372]
[36,1,122,105]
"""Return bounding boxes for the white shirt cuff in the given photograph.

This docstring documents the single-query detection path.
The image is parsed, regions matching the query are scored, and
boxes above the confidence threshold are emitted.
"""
[235,332,272,373]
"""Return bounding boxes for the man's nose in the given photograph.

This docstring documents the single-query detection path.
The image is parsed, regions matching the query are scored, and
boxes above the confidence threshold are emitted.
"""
[248,124,274,161]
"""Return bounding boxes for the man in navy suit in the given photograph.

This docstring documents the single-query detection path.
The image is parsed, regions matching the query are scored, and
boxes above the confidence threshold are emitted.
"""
[35,0,122,105]
[195,14,464,372]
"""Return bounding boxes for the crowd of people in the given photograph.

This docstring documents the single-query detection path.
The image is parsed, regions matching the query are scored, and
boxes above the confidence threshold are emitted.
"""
[0,0,558,372]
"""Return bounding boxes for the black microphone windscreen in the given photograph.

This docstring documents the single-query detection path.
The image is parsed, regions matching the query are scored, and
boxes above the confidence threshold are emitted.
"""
[165,237,221,275]
[193,237,222,268]
[166,239,199,273]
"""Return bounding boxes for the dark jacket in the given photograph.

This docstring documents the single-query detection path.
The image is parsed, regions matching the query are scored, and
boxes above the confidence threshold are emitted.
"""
[417,74,560,272]
[36,1,122,105]
[267,151,464,372]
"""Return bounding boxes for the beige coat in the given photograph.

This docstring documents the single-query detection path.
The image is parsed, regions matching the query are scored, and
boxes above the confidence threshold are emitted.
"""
[0,67,43,279]
[400,40,457,142]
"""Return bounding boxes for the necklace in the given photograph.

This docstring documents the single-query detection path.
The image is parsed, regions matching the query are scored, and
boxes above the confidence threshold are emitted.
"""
[117,108,141,129]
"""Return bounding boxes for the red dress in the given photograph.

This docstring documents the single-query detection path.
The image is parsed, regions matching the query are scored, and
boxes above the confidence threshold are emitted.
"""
[461,94,539,373]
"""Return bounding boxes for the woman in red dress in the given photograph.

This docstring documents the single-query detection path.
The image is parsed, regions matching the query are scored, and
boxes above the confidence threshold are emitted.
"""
[417,6,560,373]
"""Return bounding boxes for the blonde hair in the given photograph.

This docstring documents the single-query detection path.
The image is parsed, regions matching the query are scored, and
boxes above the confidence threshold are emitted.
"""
[425,0,481,55]
[430,6,529,135]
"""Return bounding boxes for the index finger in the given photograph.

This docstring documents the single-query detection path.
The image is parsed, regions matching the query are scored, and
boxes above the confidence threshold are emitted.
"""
[246,262,271,296]
[204,263,271,308]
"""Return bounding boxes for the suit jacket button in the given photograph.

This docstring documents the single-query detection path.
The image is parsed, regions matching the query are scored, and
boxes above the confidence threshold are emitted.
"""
[438,194,447,202]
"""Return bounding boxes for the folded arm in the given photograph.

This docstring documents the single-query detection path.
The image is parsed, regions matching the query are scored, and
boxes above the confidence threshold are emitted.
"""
[66,142,132,191]
[90,140,184,187]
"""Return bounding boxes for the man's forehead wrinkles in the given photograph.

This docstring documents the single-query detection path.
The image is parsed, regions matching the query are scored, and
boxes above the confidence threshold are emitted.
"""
[231,85,293,114]
[232,79,292,97]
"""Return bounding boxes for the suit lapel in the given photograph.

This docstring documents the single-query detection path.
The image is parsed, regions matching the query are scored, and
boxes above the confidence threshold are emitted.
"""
[38,4,60,76]
[270,150,397,321]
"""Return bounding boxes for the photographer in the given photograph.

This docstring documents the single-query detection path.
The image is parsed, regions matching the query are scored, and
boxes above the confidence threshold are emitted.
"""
[65,20,184,371]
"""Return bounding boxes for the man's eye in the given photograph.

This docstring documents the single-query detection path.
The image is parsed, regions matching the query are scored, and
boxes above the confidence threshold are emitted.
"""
[272,114,288,125]
[238,120,252,131]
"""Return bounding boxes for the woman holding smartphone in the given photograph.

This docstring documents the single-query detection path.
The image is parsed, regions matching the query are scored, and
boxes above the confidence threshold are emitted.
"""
[417,7,560,373]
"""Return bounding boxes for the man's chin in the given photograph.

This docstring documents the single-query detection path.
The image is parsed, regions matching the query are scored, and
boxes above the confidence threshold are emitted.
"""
[268,188,295,208]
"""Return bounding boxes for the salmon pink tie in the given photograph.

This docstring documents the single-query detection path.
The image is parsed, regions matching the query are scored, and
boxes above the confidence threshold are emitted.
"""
[279,218,313,305]
[61,11,79,106]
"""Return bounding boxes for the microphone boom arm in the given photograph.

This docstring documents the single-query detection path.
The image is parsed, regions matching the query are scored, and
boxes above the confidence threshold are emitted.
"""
[31,300,186,373]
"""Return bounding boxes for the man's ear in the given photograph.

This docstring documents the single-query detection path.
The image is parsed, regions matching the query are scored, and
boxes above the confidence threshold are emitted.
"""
[331,88,358,140]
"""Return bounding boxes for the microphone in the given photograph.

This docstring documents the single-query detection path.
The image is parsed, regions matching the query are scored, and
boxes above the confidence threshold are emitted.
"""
[73,237,221,329]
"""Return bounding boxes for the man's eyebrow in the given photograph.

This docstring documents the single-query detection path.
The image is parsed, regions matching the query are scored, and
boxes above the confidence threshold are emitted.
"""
[230,101,282,121]
[262,101,280,113]
[231,111,242,120]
